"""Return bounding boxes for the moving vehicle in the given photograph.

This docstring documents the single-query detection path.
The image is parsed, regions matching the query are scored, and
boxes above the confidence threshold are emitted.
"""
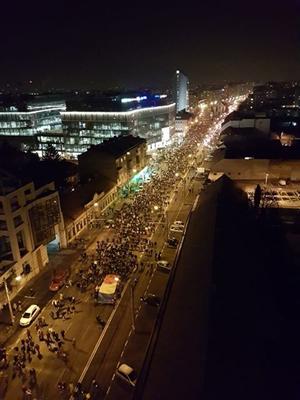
[157,260,171,273]
[20,305,40,327]
[96,274,120,304]
[49,270,69,291]
[116,363,137,387]
[140,294,161,307]
[167,237,178,248]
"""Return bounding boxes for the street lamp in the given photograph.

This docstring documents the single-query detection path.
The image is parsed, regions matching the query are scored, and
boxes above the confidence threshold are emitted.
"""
[153,205,159,211]
[265,173,269,186]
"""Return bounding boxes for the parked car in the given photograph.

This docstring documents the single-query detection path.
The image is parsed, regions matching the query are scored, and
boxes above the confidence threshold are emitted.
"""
[170,225,184,233]
[116,363,137,387]
[20,305,40,327]
[49,270,69,291]
[140,294,161,307]
[167,237,178,248]
[157,260,171,273]
[173,220,185,228]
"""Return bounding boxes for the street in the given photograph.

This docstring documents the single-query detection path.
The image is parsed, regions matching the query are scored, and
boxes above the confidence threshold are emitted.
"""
[0,102,238,400]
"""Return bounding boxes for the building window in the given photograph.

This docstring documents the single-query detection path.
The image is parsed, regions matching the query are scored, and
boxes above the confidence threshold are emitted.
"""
[10,196,20,211]
[0,236,13,261]
[23,263,31,275]
[16,231,27,257]
[14,215,23,228]
[0,220,7,230]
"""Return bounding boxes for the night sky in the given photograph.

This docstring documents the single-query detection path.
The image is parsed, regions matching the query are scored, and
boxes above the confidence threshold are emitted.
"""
[1,0,300,90]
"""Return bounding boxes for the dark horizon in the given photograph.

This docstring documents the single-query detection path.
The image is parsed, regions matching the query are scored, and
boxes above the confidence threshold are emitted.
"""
[1,0,300,90]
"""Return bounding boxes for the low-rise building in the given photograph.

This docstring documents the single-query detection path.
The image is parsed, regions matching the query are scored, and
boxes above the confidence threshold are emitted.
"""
[78,135,147,187]
[175,110,193,143]
[60,177,117,244]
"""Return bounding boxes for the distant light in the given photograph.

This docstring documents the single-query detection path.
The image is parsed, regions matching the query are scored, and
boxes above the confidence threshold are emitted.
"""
[121,96,147,103]
[176,70,180,74]
[244,157,253,160]
[94,202,98,207]
[15,276,22,281]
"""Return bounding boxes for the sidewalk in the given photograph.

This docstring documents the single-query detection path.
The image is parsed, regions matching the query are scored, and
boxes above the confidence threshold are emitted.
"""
[0,226,102,346]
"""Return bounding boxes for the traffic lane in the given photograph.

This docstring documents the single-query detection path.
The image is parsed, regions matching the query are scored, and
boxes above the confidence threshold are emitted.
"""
[2,255,81,348]
[4,285,105,399]
[106,191,199,397]
[4,261,115,399]
[82,289,133,396]
[106,270,171,399]
[106,306,159,400]
[73,180,192,394]
[84,234,172,396]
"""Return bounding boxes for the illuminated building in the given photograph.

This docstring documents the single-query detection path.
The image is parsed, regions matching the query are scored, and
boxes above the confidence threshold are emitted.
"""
[174,70,189,112]
[59,92,175,157]
[0,92,175,158]
[0,95,65,137]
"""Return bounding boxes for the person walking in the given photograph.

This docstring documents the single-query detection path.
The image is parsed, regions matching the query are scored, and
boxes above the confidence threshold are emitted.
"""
[35,343,41,358]
[72,337,76,348]
[60,330,65,340]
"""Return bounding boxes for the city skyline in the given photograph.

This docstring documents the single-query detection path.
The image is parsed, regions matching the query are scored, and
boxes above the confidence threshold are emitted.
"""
[1,0,300,90]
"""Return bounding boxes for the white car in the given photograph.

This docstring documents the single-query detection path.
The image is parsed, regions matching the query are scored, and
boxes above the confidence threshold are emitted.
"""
[19,305,40,327]
[157,260,171,272]
[170,225,184,233]
[173,220,185,228]
[116,363,137,387]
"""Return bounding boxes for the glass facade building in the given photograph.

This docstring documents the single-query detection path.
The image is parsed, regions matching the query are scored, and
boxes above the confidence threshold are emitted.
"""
[55,103,176,156]
[0,93,175,158]
[0,99,65,137]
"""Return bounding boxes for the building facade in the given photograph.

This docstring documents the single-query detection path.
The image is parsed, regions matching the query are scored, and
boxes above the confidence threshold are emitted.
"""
[0,174,65,304]
[78,135,147,186]
[0,97,65,138]
[174,70,189,112]
[0,93,175,158]
[59,103,175,157]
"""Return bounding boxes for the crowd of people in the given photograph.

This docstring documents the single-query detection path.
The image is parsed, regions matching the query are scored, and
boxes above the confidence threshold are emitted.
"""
[0,112,214,399]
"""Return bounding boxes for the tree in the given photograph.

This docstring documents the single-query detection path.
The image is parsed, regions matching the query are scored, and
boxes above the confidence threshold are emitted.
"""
[42,144,61,162]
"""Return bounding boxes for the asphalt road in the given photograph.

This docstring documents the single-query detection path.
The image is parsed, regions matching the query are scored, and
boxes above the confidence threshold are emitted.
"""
[0,107,221,399]
[104,177,203,399]
[1,170,200,400]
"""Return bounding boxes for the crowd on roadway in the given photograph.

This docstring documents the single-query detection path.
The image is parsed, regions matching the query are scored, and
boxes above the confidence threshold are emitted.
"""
[0,110,218,399]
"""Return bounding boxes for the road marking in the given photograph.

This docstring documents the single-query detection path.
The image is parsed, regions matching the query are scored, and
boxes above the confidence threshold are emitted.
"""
[78,279,131,384]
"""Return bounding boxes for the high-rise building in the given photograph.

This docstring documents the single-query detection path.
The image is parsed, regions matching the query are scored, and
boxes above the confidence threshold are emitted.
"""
[174,70,189,112]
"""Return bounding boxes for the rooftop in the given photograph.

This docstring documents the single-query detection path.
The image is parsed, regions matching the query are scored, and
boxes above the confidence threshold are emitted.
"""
[83,135,146,159]
[60,175,115,223]
[66,91,170,112]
